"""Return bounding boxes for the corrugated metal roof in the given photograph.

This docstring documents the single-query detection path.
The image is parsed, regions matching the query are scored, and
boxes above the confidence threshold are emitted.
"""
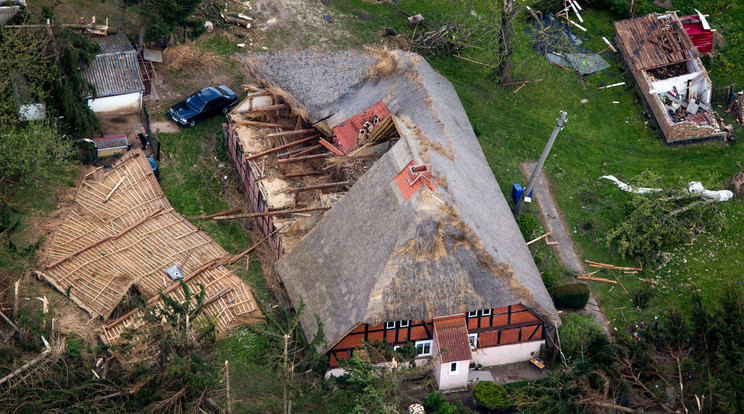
[81,51,144,97]
[92,34,133,54]
[0,5,20,25]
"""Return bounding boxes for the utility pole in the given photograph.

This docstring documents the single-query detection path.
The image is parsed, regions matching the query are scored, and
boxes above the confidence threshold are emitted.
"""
[513,111,568,215]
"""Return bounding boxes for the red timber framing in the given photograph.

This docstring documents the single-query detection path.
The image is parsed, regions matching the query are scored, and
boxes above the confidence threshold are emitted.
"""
[327,304,545,367]
[223,124,284,259]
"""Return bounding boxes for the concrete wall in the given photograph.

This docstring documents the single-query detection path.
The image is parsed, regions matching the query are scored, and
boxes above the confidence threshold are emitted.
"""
[473,340,543,367]
[87,92,141,116]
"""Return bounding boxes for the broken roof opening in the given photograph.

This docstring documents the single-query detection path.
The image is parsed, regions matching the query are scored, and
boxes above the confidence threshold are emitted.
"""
[226,85,404,254]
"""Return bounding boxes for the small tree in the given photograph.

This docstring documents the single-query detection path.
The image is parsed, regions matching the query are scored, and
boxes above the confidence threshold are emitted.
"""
[0,120,71,189]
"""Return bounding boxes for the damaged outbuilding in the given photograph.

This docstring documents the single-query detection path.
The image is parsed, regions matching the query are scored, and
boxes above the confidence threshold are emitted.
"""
[614,11,729,143]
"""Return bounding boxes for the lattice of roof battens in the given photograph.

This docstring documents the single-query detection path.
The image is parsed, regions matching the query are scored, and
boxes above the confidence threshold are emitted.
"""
[102,266,262,343]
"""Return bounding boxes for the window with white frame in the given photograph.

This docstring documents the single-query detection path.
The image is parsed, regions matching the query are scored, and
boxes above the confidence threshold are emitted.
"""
[481,308,492,316]
[415,340,433,356]
[467,310,479,318]
[399,320,410,328]
[468,333,478,349]
[449,362,458,375]
[386,321,396,329]
[393,345,402,351]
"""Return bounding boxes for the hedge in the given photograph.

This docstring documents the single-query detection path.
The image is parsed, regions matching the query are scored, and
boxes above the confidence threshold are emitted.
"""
[548,283,590,309]
[473,381,512,411]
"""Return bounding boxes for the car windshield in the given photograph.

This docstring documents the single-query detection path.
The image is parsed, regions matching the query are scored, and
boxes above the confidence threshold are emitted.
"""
[186,94,207,111]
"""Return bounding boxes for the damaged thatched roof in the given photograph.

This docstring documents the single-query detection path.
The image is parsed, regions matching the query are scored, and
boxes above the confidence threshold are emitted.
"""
[238,50,558,351]
[37,150,262,340]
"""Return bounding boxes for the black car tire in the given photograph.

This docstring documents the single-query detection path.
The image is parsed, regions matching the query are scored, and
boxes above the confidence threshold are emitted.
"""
[222,106,229,114]
[188,120,196,127]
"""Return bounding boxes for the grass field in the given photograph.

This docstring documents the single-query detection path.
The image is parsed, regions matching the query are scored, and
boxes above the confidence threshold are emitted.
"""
[325,0,744,332]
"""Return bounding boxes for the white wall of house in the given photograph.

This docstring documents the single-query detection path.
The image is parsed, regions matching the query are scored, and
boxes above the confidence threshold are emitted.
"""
[473,340,544,367]
[234,94,273,113]
[436,359,470,390]
[87,92,142,115]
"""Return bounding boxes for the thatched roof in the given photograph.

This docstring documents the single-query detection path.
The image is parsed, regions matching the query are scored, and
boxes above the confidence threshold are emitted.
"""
[37,150,262,339]
[238,50,559,351]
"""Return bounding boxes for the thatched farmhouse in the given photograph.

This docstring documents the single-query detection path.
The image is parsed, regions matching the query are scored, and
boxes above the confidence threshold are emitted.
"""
[225,50,559,390]
[614,11,727,143]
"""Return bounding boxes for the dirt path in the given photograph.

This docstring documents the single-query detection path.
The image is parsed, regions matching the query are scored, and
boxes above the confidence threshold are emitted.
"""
[520,163,611,337]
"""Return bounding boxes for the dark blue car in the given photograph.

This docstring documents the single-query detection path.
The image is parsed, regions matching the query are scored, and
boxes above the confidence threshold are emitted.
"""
[169,85,238,127]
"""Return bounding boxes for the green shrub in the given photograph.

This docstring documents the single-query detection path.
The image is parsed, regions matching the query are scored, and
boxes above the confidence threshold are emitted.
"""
[558,314,604,361]
[473,381,512,411]
[516,214,542,240]
[541,270,558,289]
[548,283,590,309]
[631,287,655,310]
[424,391,455,414]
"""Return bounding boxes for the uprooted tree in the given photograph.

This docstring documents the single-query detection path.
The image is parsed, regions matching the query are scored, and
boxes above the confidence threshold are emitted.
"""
[603,173,724,264]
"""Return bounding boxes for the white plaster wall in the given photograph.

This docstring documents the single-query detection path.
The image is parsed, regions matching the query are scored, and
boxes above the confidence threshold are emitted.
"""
[437,360,470,390]
[651,71,702,95]
[87,92,141,115]
[473,340,544,367]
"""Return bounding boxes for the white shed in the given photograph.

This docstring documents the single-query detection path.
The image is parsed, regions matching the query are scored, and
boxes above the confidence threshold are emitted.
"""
[81,35,144,116]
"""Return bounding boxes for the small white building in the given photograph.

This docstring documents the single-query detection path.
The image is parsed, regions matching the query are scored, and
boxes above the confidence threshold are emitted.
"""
[81,35,144,116]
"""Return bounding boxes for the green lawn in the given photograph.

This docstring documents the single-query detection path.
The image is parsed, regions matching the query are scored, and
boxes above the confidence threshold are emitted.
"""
[330,0,744,332]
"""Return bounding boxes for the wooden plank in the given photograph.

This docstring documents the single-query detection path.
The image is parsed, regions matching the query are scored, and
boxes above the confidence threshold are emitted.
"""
[319,138,344,155]
[577,275,616,284]
[285,180,351,194]
[275,153,330,164]
[213,206,332,221]
[199,209,242,220]
[244,134,321,161]
[282,171,324,178]
[103,177,125,203]
[232,119,295,129]
[251,104,289,112]
[223,226,284,265]
[526,232,552,246]
[263,129,317,139]
[289,144,323,158]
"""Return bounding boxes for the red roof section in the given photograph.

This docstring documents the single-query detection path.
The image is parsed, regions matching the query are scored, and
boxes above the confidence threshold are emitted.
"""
[394,161,437,201]
[681,15,713,54]
[332,101,390,154]
[433,315,472,363]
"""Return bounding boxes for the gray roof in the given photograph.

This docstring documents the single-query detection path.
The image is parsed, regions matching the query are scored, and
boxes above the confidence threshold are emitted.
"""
[239,50,560,351]
[81,51,144,98]
[92,34,134,55]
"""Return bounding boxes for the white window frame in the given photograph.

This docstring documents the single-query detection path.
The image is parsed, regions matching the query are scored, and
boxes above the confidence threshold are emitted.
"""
[393,345,402,351]
[468,333,479,349]
[467,310,479,318]
[399,320,410,328]
[415,340,433,356]
[448,362,458,375]
[481,308,492,316]
[386,321,396,329]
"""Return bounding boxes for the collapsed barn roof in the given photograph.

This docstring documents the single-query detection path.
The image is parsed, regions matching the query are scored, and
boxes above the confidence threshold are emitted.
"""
[238,50,559,351]
[37,150,263,341]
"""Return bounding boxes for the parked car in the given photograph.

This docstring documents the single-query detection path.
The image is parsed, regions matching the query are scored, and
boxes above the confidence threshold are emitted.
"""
[169,85,238,127]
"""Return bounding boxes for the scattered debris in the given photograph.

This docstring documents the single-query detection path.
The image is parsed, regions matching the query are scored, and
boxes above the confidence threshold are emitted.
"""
[598,82,625,90]
[585,260,643,272]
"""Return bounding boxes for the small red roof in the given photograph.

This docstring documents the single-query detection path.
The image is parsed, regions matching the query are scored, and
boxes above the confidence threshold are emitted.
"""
[332,101,390,154]
[680,14,713,54]
[433,315,472,363]
[394,161,437,201]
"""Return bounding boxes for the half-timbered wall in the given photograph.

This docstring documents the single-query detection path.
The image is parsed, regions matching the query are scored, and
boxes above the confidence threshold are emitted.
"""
[224,124,284,258]
[327,304,545,367]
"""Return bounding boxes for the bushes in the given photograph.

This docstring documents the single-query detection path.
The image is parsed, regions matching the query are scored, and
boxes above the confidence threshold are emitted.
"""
[516,214,542,240]
[558,314,604,361]
[473,381,512,411]
[549,283,590,309]
[424,391,474,414]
